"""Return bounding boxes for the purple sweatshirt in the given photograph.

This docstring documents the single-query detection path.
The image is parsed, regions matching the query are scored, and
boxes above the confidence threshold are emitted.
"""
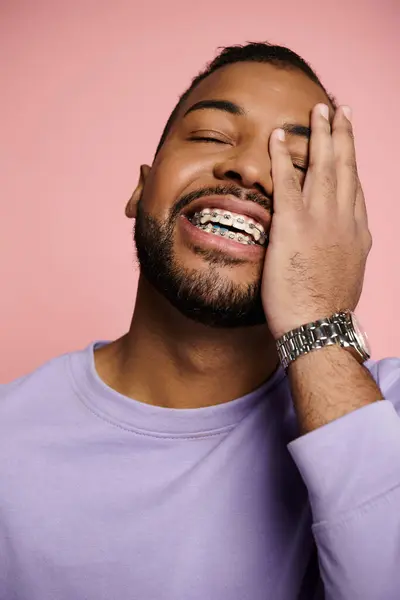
[1,341,400,600]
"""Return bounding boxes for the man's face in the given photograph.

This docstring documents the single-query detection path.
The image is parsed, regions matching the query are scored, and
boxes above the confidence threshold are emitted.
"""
[128,62,331,328]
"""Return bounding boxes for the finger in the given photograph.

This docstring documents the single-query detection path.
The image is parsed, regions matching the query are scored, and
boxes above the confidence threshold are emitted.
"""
[354,181,369,229]
[354,181,372,251]
[332,106,358,215]
[304,103,336,210]
[270,128,303,215]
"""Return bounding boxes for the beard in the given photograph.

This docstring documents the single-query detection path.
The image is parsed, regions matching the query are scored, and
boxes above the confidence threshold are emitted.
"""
[133,194,267,328]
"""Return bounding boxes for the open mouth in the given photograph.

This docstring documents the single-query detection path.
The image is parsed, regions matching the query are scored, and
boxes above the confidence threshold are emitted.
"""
[185,208,268,247]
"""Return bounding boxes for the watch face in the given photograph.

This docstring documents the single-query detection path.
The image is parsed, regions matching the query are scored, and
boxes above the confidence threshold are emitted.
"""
[351,313,371,356]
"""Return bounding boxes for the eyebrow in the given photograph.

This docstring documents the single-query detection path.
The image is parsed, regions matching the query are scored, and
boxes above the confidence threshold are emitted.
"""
[183,99,311,140]
[184,99,245,118]
[282,123,311,140]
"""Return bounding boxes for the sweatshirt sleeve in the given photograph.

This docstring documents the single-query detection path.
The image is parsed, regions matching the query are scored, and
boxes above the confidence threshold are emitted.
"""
[287,357,400,600]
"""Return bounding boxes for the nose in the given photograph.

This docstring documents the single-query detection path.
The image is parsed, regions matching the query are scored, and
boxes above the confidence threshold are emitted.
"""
[213,143,273,198]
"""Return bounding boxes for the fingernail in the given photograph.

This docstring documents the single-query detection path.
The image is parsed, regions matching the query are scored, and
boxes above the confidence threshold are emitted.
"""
[342,105,352,123]
[276,128,285,141]
[318,104,329,120]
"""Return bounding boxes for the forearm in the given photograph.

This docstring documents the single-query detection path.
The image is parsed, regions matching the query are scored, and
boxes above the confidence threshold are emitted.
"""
[287,345,384,436]
[286,353,400,600]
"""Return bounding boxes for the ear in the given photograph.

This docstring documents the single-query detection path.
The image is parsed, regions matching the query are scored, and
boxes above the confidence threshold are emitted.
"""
[125,164,151,218]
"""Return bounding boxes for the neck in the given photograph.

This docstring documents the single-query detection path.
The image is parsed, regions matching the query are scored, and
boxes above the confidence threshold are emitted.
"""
[94,275,280,409]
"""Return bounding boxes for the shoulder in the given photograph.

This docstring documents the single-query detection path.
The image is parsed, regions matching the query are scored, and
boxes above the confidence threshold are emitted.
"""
[0,352,68,406]
[0,344,92,414]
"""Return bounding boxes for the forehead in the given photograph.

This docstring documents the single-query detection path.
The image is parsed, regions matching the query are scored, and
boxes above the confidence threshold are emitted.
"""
[180,62,330,122]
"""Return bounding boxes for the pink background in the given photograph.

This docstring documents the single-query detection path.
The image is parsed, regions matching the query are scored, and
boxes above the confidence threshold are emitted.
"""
[1,0,399,383]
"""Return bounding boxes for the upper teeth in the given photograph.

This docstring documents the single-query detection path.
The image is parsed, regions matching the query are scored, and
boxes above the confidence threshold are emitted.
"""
[192,208,266,244]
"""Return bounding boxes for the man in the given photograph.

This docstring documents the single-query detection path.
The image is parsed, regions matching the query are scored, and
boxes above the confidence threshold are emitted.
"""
[1,41,399,600]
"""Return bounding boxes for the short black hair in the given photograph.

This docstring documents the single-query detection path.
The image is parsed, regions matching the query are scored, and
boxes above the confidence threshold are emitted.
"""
[154,41,337,157]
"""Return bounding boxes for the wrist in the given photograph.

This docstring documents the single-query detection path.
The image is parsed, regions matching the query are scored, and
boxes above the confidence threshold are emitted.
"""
[274,310,371,372]
[270,310,337,341]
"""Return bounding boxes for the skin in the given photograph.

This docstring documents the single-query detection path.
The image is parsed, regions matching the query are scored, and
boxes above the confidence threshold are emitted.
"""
[262,96,383,434]
[94,61,384,425]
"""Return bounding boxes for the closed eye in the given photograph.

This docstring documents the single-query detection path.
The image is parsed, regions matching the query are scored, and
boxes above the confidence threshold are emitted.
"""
[190,136,307,171]
[293,164,307,173]
[190,136,228,144]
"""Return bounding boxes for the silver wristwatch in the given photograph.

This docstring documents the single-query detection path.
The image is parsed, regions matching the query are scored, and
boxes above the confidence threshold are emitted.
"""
[276,310,371,371]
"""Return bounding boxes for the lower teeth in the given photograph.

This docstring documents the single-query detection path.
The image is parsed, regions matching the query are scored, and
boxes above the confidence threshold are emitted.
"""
[194,223,256,245]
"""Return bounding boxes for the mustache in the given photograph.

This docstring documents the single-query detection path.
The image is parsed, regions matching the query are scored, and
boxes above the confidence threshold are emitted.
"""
[170,184,273,221]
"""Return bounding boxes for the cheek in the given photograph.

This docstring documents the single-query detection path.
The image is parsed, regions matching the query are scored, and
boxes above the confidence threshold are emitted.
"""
[142,147,213,215]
